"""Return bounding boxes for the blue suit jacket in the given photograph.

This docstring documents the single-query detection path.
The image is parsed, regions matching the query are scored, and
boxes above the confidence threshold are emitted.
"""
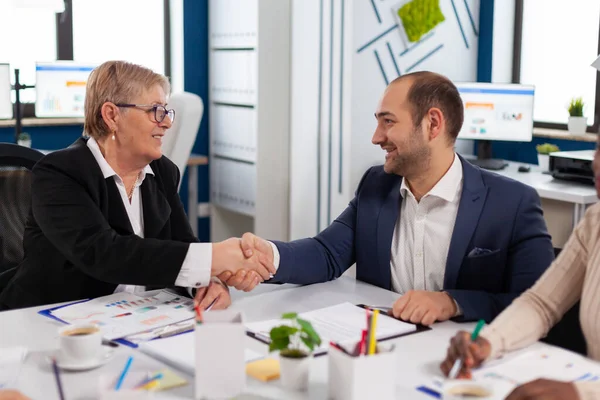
[273,156,554,322]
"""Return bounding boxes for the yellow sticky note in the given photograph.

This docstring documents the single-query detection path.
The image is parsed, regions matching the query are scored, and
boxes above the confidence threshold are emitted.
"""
[246,358,280,382]
[152,368,188,391]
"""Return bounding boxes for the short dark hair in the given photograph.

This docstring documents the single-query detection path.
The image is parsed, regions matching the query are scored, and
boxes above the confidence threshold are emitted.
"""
[391,72,464,142]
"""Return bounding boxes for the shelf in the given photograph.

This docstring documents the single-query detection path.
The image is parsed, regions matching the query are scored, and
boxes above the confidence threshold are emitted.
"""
[0,117,84,128]
[533,128,597,143]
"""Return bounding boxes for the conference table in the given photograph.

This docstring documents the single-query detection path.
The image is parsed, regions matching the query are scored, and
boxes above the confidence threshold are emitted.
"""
[1,277,552,399]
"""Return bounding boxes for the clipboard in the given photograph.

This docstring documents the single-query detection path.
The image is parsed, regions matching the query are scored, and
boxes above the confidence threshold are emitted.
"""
[245,303,431,356]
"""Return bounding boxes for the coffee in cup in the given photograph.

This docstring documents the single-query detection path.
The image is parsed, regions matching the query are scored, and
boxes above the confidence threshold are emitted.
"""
[58,323,102,364]
[443,381,493,399]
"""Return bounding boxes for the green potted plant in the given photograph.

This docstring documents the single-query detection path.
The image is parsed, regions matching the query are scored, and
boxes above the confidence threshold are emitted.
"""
[17,132,31,148]
[567,97,587,135]
[536,143,559,171]
[269,312,321,391]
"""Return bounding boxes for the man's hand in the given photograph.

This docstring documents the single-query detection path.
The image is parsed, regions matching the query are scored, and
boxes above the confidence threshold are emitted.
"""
[194,278,231,310]
[0,390,31,400]
[211,237,276,280]
[391,290,457,326]
[440,331,491,379]
[239,232,274,267]
[506,379,579,400]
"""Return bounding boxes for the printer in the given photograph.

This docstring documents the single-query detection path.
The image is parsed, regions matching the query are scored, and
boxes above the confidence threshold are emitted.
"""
[549,150,594,185]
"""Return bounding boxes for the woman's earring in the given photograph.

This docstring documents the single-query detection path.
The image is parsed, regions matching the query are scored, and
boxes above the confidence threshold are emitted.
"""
[112,131,116,141]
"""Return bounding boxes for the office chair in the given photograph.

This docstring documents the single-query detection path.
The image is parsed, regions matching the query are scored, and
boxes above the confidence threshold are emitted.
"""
[162,92,204,187]
[540,247,587,355]
[0,144,44,294]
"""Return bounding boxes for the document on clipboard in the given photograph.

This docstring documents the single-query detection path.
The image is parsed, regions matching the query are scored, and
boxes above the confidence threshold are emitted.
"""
[39,290,195,341]
[245,302,420,355]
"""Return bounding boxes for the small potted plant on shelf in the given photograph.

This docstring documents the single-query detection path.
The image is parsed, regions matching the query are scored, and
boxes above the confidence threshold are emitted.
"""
[536,143,559,171]
[269,312,321,391]
[567,97,587,135]
[17,132,31,148]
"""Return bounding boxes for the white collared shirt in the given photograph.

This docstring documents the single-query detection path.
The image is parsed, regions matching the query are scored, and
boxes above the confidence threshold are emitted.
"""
[391,153,463,294]
[86,137,211,293]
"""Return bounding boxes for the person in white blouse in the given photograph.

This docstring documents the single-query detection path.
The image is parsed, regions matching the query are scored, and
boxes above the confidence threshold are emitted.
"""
[0,61,273,311]
[226,71,554,326]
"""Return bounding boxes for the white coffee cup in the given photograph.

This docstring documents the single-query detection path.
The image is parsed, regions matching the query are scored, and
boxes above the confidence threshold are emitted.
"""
[58,323,102,363]
[442,380,493,399]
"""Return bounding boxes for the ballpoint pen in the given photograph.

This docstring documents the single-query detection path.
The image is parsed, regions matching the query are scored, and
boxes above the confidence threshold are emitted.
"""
[448,319,485,379]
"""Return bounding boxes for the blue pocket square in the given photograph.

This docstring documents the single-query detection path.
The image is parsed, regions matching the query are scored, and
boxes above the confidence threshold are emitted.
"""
[467,247,494,257]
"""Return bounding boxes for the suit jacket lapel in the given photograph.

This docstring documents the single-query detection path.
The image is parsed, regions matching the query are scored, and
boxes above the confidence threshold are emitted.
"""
[376,179,402,290]
[105,179,134,235]
[444,156,488,289]
[141,175,171,238]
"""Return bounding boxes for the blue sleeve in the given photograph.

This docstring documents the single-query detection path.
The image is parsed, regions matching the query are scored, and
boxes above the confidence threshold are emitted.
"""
[447,186,555,322]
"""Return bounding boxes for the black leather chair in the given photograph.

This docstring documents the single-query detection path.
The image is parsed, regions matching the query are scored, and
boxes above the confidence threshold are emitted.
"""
[540,248,587,355]
[0,143,44,295]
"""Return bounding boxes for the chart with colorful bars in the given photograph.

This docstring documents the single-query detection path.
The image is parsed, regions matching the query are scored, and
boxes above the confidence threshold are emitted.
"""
[51,290,195,340]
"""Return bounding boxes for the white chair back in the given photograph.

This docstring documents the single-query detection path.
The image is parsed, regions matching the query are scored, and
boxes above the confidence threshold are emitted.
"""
[162,92,204,180]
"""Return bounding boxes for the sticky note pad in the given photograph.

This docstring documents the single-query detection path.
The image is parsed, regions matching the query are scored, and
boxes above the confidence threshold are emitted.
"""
[152,368,188,391]
[246,358,280,382]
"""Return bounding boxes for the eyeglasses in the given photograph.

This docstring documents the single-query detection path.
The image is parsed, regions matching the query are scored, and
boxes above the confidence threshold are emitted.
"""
[115,104,175,123]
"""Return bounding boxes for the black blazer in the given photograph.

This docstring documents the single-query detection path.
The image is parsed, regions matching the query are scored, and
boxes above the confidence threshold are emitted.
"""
[0,138,198,310]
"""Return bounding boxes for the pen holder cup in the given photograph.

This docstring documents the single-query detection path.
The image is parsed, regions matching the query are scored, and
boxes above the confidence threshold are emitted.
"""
[195,310,246,399]
[97,374,155,400]
[328,343,396,400]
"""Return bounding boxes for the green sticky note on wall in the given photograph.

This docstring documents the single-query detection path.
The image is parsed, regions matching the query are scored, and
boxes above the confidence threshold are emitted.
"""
[398,0,445,42]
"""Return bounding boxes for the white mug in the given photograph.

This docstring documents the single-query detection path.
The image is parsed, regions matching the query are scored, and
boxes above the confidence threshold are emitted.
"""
[58,323,102,363]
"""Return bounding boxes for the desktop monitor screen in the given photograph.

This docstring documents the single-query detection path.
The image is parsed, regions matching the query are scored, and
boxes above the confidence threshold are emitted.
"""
[455,82,535,142]
[0,64,12,119]
[35,62,96,118]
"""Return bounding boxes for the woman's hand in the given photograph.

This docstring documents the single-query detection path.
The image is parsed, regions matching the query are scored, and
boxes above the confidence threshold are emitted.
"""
[440,331,491,379]
[506,379,579,400]
[194,278,231,310]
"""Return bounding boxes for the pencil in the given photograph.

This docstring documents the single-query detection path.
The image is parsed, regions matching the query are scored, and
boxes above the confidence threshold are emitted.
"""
[368,309,379,355]
[115,355,134,391]
[448,319,485,379]
[51,357,66,400]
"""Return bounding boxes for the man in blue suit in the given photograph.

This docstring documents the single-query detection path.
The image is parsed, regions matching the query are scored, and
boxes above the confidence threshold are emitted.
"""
[226,71,554,324]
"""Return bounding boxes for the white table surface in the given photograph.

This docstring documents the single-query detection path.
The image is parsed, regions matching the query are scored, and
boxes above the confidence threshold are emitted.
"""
[0,278,500,399]
[492,162,597,205]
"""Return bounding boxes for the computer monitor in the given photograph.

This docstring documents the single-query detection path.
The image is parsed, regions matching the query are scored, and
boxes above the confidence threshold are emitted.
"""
[35,62,96,118]
[455,82,535,169]
[0,64,12,119]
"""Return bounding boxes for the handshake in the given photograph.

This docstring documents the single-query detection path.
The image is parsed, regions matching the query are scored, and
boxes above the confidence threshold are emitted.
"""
[210,233,275,292]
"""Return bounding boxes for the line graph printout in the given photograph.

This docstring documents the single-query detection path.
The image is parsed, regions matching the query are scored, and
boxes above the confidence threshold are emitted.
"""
[51,290,195,340]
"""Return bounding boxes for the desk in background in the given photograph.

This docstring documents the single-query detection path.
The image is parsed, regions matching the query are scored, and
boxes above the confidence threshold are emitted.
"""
[1,277,562,400]
[466,159,598,248]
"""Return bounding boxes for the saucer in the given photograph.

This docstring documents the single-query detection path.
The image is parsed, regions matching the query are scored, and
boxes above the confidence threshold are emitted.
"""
[47,347,115,371]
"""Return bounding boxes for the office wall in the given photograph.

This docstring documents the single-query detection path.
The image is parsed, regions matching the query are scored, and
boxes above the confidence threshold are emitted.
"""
[290,0,482,239]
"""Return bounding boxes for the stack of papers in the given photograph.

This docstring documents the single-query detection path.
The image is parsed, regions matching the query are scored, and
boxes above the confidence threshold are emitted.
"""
[50,290,195,340]
[139,332,263,375]
[0,347,27,389]
[245,302,417,355]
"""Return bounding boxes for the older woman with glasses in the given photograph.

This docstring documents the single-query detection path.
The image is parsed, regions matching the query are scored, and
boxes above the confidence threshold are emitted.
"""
[0,61,273,310]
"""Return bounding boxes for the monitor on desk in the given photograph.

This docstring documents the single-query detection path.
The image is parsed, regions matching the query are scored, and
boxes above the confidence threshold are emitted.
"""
[35,62,96,118]
[455,82,535,170]
[0,64,12,120]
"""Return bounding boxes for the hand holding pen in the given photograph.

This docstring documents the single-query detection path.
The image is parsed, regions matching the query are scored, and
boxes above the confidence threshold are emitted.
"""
[441,320,490,379]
